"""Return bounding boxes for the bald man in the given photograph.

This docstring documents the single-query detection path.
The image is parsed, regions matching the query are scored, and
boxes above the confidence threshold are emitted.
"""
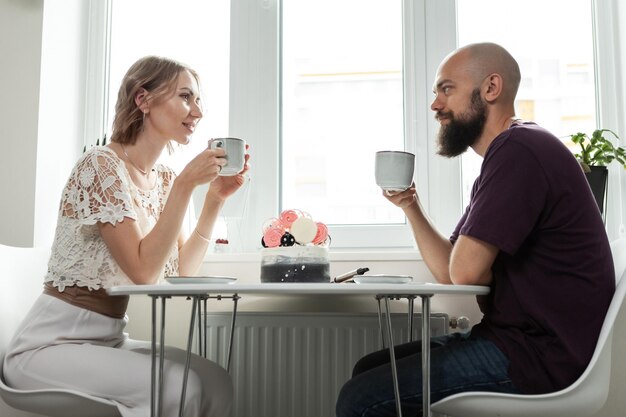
[336,43,614,416]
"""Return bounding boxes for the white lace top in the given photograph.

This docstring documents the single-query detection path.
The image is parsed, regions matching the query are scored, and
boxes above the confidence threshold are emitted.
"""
[45,147,179,291]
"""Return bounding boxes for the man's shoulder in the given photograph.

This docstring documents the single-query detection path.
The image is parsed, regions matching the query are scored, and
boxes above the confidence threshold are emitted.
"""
[488,122,573,163]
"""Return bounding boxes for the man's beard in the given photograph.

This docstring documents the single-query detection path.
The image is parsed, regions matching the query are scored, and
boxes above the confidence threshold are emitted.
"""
[436,89,487,158]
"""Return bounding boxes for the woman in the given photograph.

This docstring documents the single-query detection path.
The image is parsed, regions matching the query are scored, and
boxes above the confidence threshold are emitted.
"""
[3,56,248,417]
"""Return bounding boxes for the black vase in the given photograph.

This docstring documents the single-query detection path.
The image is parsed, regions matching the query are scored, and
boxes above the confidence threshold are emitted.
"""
[585,166,608,216]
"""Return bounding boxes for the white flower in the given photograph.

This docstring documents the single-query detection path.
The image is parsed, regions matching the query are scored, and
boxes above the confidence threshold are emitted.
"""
[99,202,126,225]
[79,166,96,188]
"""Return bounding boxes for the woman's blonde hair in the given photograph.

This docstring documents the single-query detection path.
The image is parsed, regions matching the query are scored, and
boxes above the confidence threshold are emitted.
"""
[110,56,200,145]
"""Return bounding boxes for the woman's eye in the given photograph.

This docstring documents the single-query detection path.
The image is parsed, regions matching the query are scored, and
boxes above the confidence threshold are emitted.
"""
[181,94,190,101]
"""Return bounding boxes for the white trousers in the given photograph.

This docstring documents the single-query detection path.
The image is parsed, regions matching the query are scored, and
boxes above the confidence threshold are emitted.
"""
[3,294,233,417]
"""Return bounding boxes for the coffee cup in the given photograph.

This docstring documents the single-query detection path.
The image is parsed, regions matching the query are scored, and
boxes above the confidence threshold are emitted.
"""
[375,150,415,192]
[209,137,246,176]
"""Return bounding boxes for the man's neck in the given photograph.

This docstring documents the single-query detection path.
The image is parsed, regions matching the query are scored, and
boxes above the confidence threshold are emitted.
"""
[471,112,518,157]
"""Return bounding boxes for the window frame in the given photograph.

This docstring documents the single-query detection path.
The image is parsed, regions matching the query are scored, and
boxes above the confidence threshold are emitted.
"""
[228,0,461,251]
[593,0,626,241]
[83,0,112,150]
[92,0,625,255]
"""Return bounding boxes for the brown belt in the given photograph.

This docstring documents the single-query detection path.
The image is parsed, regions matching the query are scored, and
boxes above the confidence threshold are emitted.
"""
[44,282,129,319]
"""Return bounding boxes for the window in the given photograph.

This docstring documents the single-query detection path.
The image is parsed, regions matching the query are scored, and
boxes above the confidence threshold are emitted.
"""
[281,0,405,226]
[228,0,455,251]
[107,0,232,238]
[99,0,622,254]
[457,0,597,207]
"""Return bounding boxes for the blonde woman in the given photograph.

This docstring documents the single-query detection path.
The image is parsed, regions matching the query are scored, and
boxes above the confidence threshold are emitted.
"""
[3,56,248,417]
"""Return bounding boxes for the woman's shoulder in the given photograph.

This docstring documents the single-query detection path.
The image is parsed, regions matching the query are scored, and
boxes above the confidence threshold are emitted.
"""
[74,146,123,173]
[81,145,121,164]
[68,146,128,191]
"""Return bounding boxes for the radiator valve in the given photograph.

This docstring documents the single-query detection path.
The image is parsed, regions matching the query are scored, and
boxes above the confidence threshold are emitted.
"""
[449,316,470,330]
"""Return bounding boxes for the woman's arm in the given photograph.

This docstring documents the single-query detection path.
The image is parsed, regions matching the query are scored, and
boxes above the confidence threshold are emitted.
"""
[98,147,226,284]
[176,190,223,276]
[177,152,250,276]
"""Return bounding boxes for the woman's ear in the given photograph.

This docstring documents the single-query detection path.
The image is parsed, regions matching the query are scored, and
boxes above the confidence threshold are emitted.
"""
[135,88,149,113]
[483,73,503,103]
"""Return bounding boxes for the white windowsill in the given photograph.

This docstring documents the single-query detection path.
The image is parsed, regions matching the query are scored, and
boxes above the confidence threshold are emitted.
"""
[203,248,423,263]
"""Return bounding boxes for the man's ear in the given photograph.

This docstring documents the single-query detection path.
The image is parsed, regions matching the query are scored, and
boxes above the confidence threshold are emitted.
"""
[135,88,150,113]
[482,73,503,103]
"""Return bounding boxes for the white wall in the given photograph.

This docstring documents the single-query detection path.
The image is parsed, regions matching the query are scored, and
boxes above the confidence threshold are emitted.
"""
[0,0,87,415]
[0,0,54,414]
[0,0,43,248]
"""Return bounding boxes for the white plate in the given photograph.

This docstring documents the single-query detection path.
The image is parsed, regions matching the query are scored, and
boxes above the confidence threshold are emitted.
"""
[353,275,413,284]
[165,276,237,285]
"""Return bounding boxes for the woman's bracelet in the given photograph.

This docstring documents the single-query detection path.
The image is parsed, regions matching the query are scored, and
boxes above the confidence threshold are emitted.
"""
[194,228,210,243]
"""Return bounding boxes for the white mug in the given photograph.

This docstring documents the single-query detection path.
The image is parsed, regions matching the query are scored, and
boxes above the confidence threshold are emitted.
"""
[375,150,415,192]
[209,137,246,176]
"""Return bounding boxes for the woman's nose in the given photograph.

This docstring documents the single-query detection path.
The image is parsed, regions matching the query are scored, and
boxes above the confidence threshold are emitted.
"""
[192,102,203,118]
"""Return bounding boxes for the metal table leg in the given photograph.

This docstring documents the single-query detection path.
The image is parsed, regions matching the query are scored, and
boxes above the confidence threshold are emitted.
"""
[197,297,204,357]
[226,294,239,372]
[203,297,208,358]
[150,296,157,417]
[150,292,243,417]
[179,296,198,417]
[158,297,167,417]
[383,296,403,417]
[150,295,168,417]
[421,295,432,417]
[151,293,241,417]
[378,294,433,417]
[407,295,416,342]
[376,295,386,348]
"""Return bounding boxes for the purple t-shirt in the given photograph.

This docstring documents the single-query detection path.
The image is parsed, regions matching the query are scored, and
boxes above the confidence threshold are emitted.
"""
[451,122,614,394]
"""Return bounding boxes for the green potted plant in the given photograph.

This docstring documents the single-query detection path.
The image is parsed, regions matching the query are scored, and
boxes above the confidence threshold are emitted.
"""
[570,129,626,216]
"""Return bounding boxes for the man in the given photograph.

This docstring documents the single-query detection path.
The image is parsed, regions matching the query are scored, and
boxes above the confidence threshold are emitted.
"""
[336,42,615,417]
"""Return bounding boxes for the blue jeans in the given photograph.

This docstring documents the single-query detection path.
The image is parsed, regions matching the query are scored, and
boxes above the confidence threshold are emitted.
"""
[335,332,519,417]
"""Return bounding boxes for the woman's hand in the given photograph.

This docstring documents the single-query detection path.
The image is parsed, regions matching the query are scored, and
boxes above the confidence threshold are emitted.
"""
[206,145,251,201]
[177,147,228,189]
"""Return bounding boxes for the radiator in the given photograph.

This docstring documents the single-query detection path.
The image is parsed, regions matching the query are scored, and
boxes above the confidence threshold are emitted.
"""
[202,312,448,417]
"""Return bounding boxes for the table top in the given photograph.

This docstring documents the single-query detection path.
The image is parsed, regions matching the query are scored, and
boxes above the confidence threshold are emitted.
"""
[107,281,490,297]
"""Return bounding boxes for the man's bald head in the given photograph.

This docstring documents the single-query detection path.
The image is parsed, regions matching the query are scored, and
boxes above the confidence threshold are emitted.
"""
[443,43,521,103]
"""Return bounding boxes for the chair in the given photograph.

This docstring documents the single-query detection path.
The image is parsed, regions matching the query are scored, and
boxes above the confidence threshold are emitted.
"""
[431,237,626,417]
[0,244,121,417]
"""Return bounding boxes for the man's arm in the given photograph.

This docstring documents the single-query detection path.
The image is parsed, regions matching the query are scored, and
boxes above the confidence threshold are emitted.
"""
[386,187,454,283]
[386,186,498,285]
[450,235,498,285]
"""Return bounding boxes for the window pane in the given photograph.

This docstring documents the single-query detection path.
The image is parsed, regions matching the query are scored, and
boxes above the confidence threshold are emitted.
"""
[281,0,405,225]
[457,0,596,207]
[108,0,231,237]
